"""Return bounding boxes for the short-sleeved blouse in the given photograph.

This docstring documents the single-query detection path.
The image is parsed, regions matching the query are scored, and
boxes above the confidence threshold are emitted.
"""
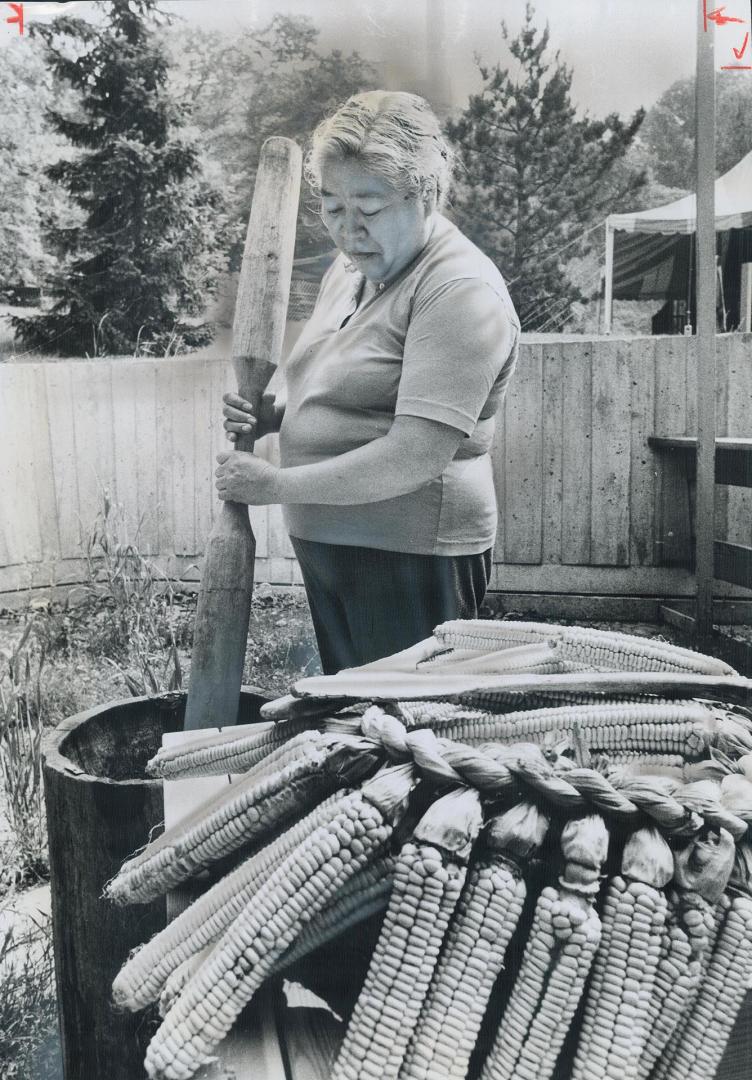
[278,213,520,556]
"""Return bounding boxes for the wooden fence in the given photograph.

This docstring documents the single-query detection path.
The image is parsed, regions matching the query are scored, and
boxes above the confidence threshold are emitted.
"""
[1,335,750,605]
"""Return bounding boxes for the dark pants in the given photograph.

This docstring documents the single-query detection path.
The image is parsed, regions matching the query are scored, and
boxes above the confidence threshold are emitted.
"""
[291,537,493,674]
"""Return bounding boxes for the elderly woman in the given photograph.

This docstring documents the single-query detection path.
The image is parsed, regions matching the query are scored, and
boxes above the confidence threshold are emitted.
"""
[216,90,519,674]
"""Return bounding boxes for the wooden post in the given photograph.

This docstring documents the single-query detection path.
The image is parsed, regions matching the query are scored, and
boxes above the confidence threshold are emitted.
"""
[694,4,716,639]
[604,223,614,334]
[184,138,301,730]
[741,262,752,333]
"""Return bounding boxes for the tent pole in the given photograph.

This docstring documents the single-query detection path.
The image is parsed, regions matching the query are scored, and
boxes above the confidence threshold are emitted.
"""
[604,223,614,334]
[694,0,716,639]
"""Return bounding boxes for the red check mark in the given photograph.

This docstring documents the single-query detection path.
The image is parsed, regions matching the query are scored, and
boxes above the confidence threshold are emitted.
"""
[733,31,750,58]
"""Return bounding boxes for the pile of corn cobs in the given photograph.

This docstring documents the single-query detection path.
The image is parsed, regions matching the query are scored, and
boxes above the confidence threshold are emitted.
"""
[107,620,752,1080]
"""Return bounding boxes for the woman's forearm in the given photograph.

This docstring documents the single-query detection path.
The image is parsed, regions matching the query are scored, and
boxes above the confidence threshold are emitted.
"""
[274,415,464,506]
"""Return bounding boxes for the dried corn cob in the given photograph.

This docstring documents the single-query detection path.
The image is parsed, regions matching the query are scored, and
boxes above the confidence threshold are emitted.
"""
[274,853,395,975]
[456,689,678,713]
[143,764,414,1080]
[635,892,710,1080]
[434,620,736,675]
[655,893,752,1080]
[331,787,483,1080]
[636,822,736,1079]
[650,835,742,1080]
[570,826,673,1080]
[651,890,732,1080]
[416,641,581,675]
[479,815,609,1080]
[260,692,351,722]
[158,945,212,1018]
[400,802,548,1080]
[395,700,715,758]
[113,789,351,1011]
[145,715,322,779]
[106,735,379,905]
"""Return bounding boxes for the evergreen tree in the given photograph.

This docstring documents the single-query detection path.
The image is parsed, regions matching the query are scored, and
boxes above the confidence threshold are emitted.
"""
[446,4,645,331]
[14,0,227,357]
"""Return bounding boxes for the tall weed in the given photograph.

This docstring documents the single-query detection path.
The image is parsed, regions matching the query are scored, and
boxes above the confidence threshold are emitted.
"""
[80,492,183,693]
[0,917,57,1077]
[0,621,48,886]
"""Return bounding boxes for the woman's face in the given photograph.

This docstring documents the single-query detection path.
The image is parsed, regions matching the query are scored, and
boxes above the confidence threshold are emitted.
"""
[319,156,435,285]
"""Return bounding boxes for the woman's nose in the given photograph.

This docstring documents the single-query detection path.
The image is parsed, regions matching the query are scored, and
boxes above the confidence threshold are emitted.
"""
[339,209,368,241]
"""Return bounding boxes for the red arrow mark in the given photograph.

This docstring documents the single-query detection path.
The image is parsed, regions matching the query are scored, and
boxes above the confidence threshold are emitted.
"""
[5,2,23,35]
[707,5,746,23]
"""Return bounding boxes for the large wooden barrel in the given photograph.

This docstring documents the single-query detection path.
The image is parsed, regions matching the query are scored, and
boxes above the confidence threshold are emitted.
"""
[42,687,271,1080]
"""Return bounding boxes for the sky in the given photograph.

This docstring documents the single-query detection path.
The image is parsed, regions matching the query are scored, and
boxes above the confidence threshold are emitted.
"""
[0,0,708,119]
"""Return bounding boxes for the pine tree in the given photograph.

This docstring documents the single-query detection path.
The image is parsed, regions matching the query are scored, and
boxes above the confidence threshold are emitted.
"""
[446,4,645,331]
[14,0,227,357]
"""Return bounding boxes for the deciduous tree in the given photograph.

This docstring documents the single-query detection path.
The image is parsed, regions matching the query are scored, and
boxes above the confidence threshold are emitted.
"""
[640,75,752,190]
[168,16,377,259]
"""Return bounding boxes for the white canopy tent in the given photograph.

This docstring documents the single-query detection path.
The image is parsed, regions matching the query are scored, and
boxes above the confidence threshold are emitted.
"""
[604,150,752,333]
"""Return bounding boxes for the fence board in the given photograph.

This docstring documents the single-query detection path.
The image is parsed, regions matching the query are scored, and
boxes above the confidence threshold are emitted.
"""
[43,364,81,560]
[653,336,690,566]
[155,360,176,556]
[591,339,631,565]
[194,357,214,553]
[561,340,592,564]
[0,370,12,565]
[27,365,61,564]
[725,335,752,551]
[131,361,159,555]
[70,361,115,541]
[501,343,543,563]
[712,338,730,545]
[2,366,42,564]
[170,358,197,556]
[541,341,563,564]
[111,361,140,540]
[629,338,657,566]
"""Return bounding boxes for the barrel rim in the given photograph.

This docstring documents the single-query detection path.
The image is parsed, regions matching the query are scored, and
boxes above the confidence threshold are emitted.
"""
[42,684,273,788]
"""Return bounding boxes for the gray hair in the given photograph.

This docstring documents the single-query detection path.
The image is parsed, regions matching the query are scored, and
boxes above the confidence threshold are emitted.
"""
[304,90,455,210]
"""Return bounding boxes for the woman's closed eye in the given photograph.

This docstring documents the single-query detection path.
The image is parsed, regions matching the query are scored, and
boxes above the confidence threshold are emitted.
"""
[321,204,385,219]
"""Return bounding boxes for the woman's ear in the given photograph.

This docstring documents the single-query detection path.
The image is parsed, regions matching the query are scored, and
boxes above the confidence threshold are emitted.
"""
[422,178,439,214]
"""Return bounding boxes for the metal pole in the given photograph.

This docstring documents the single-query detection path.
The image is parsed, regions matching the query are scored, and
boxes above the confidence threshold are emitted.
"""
[694,1,716,639]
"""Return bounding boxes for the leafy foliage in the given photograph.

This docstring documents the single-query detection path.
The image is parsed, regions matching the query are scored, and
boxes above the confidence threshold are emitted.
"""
[0,41,57,290]
[446,4,646,331]
[640,75,752,190]
[13,0,228,356]
[168,15,377,260]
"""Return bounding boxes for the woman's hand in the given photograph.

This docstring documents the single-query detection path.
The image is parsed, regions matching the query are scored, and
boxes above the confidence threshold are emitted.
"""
[215,451,280,505]
[222,392,257,443]
[222,392,283,442]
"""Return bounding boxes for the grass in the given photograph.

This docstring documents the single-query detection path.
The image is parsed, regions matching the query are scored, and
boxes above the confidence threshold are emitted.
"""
[0,914,57,1079]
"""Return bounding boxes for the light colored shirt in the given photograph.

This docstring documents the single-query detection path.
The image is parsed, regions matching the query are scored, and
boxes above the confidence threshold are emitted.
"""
[279,213,520,555]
